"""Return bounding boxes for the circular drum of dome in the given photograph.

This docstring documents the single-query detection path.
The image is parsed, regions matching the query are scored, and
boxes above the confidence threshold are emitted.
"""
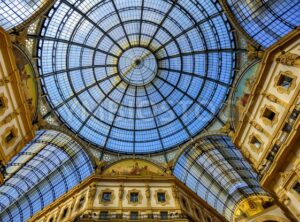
[38,0,236,154]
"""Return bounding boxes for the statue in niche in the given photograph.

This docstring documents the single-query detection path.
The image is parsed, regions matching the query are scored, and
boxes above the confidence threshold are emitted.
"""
[118,185,124,199]
[146,185,150,199]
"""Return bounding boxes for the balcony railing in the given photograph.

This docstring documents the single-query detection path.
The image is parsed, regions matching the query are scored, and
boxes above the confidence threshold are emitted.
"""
[73,212,188,221]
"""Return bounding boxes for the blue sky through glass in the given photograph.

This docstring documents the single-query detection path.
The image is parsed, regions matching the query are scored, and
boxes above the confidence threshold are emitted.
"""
[38,0,236,153]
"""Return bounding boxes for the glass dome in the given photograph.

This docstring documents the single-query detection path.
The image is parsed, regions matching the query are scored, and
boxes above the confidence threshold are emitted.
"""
[38,0,236,154]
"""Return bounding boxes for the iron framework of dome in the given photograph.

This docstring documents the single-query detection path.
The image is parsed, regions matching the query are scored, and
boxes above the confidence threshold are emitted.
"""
[226,0,300,48]
[0,0,47,31]
[38,0,237,154]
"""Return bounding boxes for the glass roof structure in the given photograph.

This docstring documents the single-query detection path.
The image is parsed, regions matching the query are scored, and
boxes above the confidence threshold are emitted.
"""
[0,130,94,222]
[226,0,300,48]
[0,0,46,31]
[38,0,236,154]
[173,135,267,221]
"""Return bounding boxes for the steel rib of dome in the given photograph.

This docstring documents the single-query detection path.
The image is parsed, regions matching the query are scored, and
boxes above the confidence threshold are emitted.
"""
[38,0,236,154]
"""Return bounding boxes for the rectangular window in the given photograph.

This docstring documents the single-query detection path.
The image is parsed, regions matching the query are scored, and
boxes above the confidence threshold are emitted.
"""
[62,208,68,219]
[263,108,275,121]
[5,131,15,143]
[293,182,300,195]
[102,192,111,202]
[282,123,292,132]
[116,214,123,219]
[130,211,138,220]
[0,97,4,108]
[195,208,200,218]
[250,136,261,148]
[78,197,85,209]
[130,192,139,203]
[278,75,293,89]
[157,192,166,202]
[160,211,168,220]
[148,214,154,219]
[100,211,109,220]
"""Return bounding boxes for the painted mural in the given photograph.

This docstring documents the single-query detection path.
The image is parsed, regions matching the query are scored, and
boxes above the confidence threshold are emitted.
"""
[103,159,166,176]
[232,61,260,128]
[13,45,37,120]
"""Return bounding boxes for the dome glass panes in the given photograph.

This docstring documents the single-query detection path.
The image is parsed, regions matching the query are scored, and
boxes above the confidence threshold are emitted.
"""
[38,0,236,153]
[0,0,46,31]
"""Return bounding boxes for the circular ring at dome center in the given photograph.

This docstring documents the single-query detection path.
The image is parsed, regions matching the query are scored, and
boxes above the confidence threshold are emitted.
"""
[118,47,157,86]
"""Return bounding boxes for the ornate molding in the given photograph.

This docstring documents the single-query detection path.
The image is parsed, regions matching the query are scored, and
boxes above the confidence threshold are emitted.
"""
[0,111,20,126]
[276,51,300,67]
[279,170,295,189]
[87,183,97,207]
[0,77,11,86]
[262,92,287,106]
[249,120,264,133]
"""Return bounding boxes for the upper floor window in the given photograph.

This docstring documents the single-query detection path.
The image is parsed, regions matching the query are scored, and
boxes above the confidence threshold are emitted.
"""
[195,207,201,218]
[102,192,112,202]
[293,182,300,195]
[277,74,293,89]
[157,192,166,202]
[0,97,5,109]
[61,208,68,219]
[275,71,296,93]
[5,131,14,143]
[206,216,212,222]
[77,197,85,209]
[263,108,276,121]
[130,192,139,203]
[250,136,261,149]
[3,128,17,145]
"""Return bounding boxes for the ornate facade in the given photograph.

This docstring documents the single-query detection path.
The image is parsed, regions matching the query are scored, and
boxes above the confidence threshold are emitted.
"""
[233,28,300,221]
[0,28,35,184]
[29,159,225,222]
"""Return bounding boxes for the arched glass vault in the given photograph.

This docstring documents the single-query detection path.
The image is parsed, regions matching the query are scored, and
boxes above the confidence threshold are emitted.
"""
[0,130,94,222]
[226,0,300,48]
[38,0,237,154]
[173,135,268,221]
[0,0,48,31]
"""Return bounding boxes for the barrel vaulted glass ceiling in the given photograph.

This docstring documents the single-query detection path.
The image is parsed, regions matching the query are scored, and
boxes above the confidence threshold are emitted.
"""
[226,0,300,48]
[0,130,94,222]
[0,0,46,31]
[38,0,236,154]
[173,135,268,221]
